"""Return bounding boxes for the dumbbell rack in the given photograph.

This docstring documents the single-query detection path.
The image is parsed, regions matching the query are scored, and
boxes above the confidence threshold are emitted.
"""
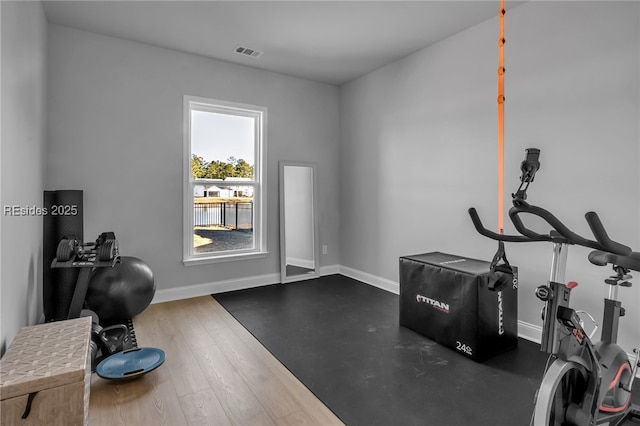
[51,249,120,320]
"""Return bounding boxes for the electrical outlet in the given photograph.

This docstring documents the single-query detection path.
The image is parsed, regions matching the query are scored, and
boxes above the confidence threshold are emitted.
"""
[322,245,328,255]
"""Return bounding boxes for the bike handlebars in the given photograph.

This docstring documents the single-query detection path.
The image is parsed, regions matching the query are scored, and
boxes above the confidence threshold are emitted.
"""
[510,199,632,254]
[468,207,541,243]
[584,211,632,255]
[468,149,632,256]
[469,203,631,256]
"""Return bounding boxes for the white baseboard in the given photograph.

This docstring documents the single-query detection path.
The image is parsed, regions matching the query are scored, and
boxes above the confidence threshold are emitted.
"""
[152,272,280,304]
[319,264,340,276]
[339,265,400,294]
[152,264,341,304]
[518,320,543,344]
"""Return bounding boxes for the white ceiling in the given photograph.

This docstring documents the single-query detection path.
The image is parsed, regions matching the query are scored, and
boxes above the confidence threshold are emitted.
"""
[42,1,524,86]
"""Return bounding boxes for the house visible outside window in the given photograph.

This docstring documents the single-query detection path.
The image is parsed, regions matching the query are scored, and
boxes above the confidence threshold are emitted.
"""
[183,96,267,265]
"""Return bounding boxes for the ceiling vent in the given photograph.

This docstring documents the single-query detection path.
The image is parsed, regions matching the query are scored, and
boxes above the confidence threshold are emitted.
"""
[234,46,263,58]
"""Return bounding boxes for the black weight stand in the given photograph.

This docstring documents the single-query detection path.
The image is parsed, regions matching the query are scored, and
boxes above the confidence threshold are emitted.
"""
[51,237,139,371]
[51,255,119,320]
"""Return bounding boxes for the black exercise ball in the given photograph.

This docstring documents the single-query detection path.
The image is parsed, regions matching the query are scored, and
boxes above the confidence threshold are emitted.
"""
[85,256,155,323]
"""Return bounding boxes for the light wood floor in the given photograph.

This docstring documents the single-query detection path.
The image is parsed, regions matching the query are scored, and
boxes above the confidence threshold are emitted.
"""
[89,296,344,426]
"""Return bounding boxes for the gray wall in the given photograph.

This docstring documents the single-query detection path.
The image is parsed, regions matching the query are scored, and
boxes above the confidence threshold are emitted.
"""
[339,1,639,350]
[0,1,48,354]
[46,25,340,294]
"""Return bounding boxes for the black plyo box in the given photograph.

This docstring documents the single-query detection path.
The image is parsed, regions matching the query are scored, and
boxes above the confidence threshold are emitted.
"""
[399,252,518,361]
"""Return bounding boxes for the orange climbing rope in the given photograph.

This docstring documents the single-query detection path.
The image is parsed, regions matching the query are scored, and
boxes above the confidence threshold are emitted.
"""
[497,0,506,234]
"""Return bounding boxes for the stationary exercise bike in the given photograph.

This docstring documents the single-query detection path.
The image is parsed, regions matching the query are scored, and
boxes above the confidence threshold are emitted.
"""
[469,148,640,425]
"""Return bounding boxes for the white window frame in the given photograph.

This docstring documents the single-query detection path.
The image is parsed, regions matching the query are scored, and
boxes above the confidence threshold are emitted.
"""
[183,95,267,265]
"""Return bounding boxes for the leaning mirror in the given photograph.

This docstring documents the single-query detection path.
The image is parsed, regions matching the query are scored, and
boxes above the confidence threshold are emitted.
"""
[279,161,320,283]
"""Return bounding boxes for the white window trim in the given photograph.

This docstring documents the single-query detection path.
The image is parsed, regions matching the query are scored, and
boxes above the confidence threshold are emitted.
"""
[183,95,267,266]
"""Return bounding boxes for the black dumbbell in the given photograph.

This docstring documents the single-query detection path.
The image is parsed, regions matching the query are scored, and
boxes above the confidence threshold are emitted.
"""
[55,239,77,262]
[97,239,119,261]
[96,232,116,246]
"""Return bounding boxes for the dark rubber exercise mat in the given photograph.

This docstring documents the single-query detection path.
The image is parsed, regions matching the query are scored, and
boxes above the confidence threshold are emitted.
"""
[214,274,570,426]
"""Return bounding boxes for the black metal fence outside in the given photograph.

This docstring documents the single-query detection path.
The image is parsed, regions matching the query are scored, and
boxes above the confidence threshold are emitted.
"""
[194,201,253,230]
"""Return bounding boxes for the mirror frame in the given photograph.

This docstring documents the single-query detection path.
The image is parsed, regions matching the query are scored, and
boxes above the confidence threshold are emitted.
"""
[279,161,320,284]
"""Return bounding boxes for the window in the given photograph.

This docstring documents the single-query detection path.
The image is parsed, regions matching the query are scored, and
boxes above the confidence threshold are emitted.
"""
[183,96,266,265]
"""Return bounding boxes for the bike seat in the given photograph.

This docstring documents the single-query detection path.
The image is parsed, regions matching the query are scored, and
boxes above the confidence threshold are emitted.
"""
[588,250,640,271]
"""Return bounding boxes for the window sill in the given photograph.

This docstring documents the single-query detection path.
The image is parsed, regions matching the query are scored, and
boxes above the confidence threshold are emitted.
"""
[183,251,268,266]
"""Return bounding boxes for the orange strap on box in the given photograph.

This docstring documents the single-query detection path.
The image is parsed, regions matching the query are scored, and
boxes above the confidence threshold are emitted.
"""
[497,0,506,234]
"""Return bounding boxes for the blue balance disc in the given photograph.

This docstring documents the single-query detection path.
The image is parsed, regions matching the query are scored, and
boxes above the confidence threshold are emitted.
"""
[96,347,165,380]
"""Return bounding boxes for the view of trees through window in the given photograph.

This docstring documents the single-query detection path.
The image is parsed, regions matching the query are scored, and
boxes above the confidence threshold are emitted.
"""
[186,103,262,258]
[191,155,254,180]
